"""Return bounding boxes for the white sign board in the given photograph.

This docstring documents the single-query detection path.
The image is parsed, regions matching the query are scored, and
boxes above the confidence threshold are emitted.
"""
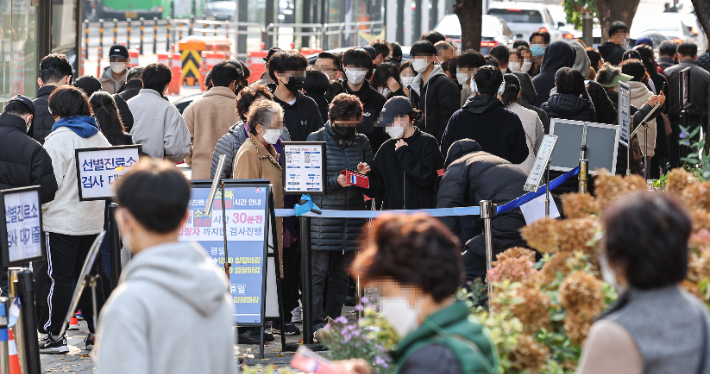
[618,81,631,147]
[75,145,141,201]
[680,67,690,109]
[521,194,561,224]
[282,142,326,195]
[1,186,44,266]
[524,135,558,192]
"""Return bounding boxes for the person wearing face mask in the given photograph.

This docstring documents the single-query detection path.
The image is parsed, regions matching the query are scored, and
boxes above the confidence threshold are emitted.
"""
[40,86,111,353]
[303,68,331,122]
[128,63,191,162]
[399,61,417,97]
[408,40,461,144]
[306,94,374,338]
[599,21,630,66]
[337,214,499,374]
[356,97,441,210]
[182,62,242,179]
[0,95,57,204]
[99,44,129,94]
[33,53,73,144]
[370,62,406,100]
[577,192,710,374]
[268,51,324,141]
[97,159,237,374]
[528,31,550,77]
[531,41,576,107]
[456,50,486,106]
[341,48,388,153]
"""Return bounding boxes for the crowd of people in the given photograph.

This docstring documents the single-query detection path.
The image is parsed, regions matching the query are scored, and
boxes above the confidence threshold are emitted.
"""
[0,19,709,374]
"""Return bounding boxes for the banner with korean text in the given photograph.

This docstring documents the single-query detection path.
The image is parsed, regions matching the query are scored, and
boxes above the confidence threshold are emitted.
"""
[178,182,270,326]
[75,145,142,201]
[1,186,45,267]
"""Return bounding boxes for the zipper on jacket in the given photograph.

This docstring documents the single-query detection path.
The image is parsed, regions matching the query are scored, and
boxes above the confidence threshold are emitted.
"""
[403,171,406,209]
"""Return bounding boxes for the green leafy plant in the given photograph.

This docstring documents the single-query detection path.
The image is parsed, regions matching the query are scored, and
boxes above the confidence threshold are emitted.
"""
[679,125,710,180]
[561,0,598,29]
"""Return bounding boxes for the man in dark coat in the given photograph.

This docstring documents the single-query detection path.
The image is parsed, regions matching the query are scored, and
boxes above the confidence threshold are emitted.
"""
[269,51,324,141]
[306,94,374,332]
[407,40,461,144]
[341,48,388,153]
[33,54,73,144]
[436,139,528,281]
[117,67,143,102]
[440,66,528,164]
[598,21,630,66]
[532,41,576,107]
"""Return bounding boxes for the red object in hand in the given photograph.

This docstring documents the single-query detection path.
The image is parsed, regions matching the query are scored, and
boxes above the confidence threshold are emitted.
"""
[339,169,370,188]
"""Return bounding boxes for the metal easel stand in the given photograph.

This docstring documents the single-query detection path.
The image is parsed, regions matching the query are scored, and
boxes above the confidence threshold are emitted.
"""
[628,102,660,177]
[480,200,494,297]
[7,268,41,374]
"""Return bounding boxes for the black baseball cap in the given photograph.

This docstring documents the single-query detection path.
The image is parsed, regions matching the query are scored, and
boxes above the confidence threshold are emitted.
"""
[108,44,129,59]
[8,94,35,115]
[75,75,103,97]
[362,45,377,60]
[264,47,282,63]
[377,97,414,127]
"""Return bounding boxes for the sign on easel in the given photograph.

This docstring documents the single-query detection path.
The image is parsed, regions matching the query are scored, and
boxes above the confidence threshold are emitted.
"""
[179,182,270,325]
[0,186,45,267]
[549,119,620,176]
[282,142,327,195]
[618,81,631,147]
[75,145,142,201]
[524,135,557,192]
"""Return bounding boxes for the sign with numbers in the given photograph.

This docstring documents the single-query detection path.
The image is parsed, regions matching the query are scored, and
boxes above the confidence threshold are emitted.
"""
[281,141,327,195]
[1,186,45,267]
[178,182,271,325]
[524,135,558,192]
[75,145,142,201]
[618,81,631,147]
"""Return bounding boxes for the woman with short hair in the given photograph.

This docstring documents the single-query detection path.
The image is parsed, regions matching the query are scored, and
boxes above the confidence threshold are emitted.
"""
[576,192,710,374]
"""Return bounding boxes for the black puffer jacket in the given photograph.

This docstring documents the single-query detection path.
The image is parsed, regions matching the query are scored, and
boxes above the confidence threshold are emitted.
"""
[409,64,461,143]
[436,140,528,278]
[0,113,58,203]
[541,94,596,122]
[273,89,324,141]
[31,85,57,144]
[306,122,374,252]
[118,79,143,102]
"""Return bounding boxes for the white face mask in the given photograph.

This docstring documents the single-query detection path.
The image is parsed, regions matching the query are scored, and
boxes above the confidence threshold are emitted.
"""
[386,126,405,139]
[263,128,282,144]
[470,78,478,95]
[379,296,422,337]
[401,76,414,88]
[455,72,469,85]
[412,58,430,73]
[620,36,629,49]
[508,62,522,72]
[599,253,618,290]
[522,61,532,72]
[345,68,367,85]
[110,61,127,74]
[377,87,392,97]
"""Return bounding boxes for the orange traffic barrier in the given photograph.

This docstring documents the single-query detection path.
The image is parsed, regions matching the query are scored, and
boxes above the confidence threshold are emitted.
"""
[157,52,170,68]
[247,50,268,84]
[128,49,140,68]
[8,329,20,374]
[200,50,226,91]
[169,52,182,95]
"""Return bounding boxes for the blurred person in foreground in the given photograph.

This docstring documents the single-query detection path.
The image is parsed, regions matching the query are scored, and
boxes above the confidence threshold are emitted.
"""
[96,159,236,374]
[337,213,499,374]
[576,192,710,374]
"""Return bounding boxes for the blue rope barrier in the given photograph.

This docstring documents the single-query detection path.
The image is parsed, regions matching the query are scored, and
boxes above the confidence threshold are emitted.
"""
[496,166,580,215]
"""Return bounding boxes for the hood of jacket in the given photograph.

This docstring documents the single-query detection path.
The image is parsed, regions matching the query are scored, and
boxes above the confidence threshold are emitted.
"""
[0,112,29,133]
[119,79,143,93]
[202,86,238,100]
[628,80,652,102]
[462,94,502,114]
[122,241,229,317]
[540,41,576,75]
[410,63,447,96]
[546,93,592,117]
[444,139,482,169]
[598,42,621,56]
[571,41,591,78]
[51,115,99,138]
[37,84,57,99]
[272,89,306,109]
[513,72,537,105]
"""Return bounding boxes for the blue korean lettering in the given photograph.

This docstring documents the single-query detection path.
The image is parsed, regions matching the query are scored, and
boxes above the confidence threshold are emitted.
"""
[93,159,104,171]
[82,159,93,172]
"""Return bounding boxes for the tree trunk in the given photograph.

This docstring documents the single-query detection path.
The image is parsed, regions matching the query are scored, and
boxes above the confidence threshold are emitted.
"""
[691,0,710,48]
[594,0,641,43]
[454,0,483,51]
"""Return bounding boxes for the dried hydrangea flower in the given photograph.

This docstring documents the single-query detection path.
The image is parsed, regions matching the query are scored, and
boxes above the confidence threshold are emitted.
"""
[680,280,703,300]
[493,247,537,267]
[687,249,710,284]
[681,181,710,211]
[561,193,599,219]
[521,218,558,253]
[540,251,574,286]
[509,288,551,331]
[555,217,601,254]
[559,271,605,316]
[666,168,698,194]
[595,173,647,211]
[508,334,549,372]
[488,257,538,285]
[690,209,710,234]
[564,311,594,346]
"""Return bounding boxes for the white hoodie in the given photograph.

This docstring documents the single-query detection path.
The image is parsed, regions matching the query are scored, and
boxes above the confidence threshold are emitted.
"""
[96,242,237,374]
[628,81,656,157]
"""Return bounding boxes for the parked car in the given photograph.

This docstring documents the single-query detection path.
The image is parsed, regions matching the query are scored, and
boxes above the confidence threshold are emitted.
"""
[434,14,515,55]
[630,12,703,47]
[546,4,582,39]
[629,31,669,52]
[487,2,569,43]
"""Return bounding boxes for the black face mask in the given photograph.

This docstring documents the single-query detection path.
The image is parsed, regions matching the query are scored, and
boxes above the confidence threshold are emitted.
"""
[234,85,244,96]
[332,123,356,139]
[284,76,306,92]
